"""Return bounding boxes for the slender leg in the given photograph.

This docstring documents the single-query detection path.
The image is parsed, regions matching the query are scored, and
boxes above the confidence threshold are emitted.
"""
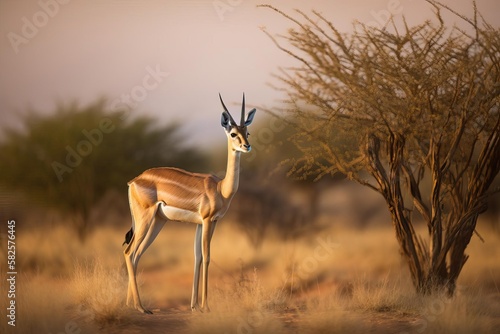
[191,221,217,312]
[125,232,136,307]
[190,224,203,311]
[124,204,164,314]
[126,187,140,307]
[124,228,150,313]
[132,216,165,266]
[200,219,217,312]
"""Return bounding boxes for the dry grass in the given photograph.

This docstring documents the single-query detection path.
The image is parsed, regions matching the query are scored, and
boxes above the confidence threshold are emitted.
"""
[188,268,287,333]
[2,218,499,333]
[0,272,71,334]
[17,225,125,276]
[71,258,130,327]
[419,288,498,333]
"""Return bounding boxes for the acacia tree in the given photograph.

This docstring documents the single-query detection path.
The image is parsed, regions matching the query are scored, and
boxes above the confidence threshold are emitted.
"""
[262,2,500,296]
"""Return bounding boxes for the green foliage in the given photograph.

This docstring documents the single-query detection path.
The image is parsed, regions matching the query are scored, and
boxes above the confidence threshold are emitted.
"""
[0,100,206,235]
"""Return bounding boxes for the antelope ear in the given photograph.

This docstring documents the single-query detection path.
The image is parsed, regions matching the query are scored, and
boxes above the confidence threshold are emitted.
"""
[221,112,231,130]
[244,108,256,126]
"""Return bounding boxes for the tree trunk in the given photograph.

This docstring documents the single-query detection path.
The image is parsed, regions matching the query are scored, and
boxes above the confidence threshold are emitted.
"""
[365,133,475,297]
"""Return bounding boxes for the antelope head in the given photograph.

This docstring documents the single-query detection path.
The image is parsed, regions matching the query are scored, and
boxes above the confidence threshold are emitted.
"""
[219,93,256,153]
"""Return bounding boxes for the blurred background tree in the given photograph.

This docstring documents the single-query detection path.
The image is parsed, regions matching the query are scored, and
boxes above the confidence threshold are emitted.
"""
[0,100,206,240]
[262,1,499,296]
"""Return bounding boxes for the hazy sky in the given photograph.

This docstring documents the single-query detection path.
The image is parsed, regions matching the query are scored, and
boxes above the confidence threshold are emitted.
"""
[1,0,498,147]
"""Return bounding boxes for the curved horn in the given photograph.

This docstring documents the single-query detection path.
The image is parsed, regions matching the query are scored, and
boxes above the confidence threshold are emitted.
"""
[219,93,236,125]
[240,93,245,126]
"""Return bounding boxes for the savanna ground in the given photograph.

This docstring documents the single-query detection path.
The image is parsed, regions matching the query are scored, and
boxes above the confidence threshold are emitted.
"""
[1,186,500,334]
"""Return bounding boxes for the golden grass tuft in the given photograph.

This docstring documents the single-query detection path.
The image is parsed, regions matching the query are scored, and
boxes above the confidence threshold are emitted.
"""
[417,287,500,334]
[71,258,131,327]
[188,267,287,334]
[346,275,414,313]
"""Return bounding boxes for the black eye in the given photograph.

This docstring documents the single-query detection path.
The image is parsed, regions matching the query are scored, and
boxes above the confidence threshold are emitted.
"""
[247,132,251,136]
[230,133,237,138]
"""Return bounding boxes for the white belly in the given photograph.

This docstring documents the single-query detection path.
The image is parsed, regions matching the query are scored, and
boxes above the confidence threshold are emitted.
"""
[158,202,203,224]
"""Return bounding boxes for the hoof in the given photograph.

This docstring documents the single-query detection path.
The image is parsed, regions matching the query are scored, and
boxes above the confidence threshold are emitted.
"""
[192,303,210,313]
[138,307,153,314]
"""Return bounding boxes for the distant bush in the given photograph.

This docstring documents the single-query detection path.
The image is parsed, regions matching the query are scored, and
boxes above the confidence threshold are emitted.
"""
[0,99,206,239]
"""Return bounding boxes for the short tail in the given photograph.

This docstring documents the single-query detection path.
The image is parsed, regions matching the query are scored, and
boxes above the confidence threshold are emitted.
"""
[123,227,134,246]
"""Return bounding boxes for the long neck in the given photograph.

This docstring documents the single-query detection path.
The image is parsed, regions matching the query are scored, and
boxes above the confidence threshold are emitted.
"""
[220,141,241,199]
